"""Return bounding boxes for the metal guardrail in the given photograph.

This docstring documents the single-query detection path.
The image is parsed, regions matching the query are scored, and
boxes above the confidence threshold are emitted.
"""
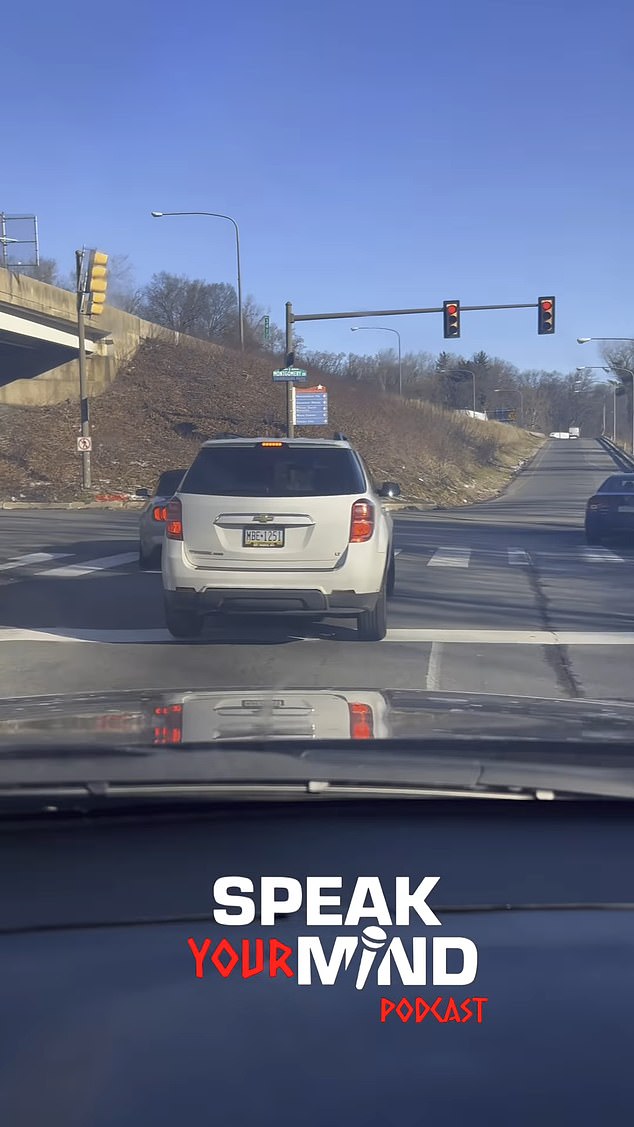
[598,436,634,470]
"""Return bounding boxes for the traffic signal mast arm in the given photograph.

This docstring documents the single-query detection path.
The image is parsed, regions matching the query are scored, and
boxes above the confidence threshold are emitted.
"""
[291,301,540,323]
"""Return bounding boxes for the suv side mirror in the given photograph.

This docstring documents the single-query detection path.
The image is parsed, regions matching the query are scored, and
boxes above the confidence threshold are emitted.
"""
[380,482,401,499]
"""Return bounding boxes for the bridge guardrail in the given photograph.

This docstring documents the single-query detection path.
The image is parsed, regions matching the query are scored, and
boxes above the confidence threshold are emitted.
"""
[598,436,634,471]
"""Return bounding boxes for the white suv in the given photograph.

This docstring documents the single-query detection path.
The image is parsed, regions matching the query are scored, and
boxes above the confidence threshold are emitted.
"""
[161,437,399,641]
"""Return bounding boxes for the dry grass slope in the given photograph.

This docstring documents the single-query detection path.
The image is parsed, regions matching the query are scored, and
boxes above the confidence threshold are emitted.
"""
[0,338,542,503]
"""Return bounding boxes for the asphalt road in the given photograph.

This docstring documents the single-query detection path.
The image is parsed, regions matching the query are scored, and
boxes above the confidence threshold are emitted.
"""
[0,438,633,701]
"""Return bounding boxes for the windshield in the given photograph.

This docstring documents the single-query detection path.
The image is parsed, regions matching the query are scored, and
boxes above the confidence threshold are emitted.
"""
[0,6,632,762]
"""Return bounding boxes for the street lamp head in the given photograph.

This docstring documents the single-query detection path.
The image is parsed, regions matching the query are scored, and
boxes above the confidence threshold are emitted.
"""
[577,337,592,344]
[150,211,164,218]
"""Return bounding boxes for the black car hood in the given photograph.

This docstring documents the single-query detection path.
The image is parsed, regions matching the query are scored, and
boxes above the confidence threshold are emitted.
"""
[1,689,634,798]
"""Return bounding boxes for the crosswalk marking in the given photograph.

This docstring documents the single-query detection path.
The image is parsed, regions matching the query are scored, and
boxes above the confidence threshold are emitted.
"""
[0,552,72,572]
[580,547,625,564]
[428,547,471,568]
[38,552,138,577]
[508,549,530,565]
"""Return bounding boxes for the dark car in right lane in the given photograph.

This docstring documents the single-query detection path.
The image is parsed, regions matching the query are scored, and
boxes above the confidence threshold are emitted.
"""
[585,472,634,544]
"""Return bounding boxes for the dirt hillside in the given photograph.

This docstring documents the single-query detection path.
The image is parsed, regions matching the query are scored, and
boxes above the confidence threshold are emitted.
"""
[0,338,542,503]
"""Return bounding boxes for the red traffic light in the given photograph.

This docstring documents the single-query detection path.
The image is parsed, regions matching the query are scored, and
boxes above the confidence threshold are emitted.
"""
[538,295,555,335]
[443,299,461,339]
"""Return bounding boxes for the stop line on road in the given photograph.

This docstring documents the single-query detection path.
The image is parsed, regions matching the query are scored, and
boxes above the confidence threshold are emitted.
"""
[0,626,634,646]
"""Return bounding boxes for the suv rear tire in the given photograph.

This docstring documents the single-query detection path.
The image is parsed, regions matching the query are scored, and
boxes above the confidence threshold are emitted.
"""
[165,606,204,639]
[357,582,387,641]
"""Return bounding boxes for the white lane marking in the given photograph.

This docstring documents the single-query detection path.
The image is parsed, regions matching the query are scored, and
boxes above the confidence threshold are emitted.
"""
[38,552,138,577]
[387,629,634,645]
[580,547,625,563]
[508,549,530,565]
[0,628,173,643]
[1,627,634,645]
[427,547,471,568]
[0,552,72,572]
[426,641,443,689]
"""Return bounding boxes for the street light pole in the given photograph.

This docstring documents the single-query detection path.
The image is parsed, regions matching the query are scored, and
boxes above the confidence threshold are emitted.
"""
[610,367,634,454]
[576,365,619,442]
[350,325,402,395]
[151,210,244,351]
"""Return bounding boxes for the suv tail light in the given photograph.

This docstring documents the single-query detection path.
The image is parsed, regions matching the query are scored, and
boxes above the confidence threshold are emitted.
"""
[166,498,183,540]
[348,702,374,739]
[153,504,168,522]
[587,495,615,512]
[350,500,375,542]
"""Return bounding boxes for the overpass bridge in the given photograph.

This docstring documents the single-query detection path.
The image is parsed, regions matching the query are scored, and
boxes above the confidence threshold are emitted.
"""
[0,266,181,406]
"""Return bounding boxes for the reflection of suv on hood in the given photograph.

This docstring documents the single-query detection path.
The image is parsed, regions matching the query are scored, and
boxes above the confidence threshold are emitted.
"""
[161,437,400,641]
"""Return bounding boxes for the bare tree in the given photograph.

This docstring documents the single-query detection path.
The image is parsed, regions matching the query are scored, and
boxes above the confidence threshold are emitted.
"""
[140,272,238,342]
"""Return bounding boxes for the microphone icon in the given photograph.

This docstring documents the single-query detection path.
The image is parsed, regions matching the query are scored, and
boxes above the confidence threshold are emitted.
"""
[355,926,388,990]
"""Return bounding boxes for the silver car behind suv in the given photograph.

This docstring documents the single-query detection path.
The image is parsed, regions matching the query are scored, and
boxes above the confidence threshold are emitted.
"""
[138,469,187,570]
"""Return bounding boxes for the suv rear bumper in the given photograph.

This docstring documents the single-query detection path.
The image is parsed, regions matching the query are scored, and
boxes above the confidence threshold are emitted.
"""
[164,588,380,617]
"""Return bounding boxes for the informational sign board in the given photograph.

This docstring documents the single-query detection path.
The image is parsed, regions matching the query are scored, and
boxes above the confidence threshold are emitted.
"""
[293,385,328,426]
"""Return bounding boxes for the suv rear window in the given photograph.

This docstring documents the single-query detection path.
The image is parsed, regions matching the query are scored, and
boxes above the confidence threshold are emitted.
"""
[155,470,186,496]
[179,445,367,497]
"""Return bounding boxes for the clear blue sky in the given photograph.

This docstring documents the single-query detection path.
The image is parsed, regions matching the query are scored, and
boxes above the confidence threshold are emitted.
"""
[3,0,632,374]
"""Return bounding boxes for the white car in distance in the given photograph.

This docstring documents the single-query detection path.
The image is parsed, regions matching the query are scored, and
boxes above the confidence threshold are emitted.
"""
[161,437,399,641]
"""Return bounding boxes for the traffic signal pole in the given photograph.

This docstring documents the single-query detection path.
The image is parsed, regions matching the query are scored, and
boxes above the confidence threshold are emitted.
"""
[285,301,295,438]
[75,250,92,490]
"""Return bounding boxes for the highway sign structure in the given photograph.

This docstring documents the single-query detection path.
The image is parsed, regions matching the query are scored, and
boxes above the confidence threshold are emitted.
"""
[293,385,328,426]
[273,367,308,382]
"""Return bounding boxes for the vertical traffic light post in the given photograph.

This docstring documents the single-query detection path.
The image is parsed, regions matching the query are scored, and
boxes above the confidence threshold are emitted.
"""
[75,249,108,490]
[285,301,295,437]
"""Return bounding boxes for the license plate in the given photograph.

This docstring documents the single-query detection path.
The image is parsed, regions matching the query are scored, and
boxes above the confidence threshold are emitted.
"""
[618,505,634,512]
[243,527,285,547]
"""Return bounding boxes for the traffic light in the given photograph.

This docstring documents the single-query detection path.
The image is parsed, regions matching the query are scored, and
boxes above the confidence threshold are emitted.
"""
[538,296,555,335]
[87,250,108,316]
[443,300,460,339]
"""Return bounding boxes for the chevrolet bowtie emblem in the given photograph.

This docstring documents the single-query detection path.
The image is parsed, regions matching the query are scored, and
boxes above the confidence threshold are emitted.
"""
[253,514,274,523]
